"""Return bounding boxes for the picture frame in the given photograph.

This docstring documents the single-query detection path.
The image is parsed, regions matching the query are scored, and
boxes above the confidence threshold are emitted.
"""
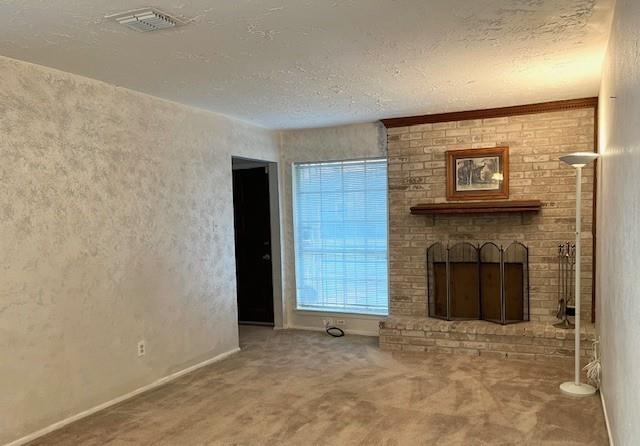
[446,146,509,201]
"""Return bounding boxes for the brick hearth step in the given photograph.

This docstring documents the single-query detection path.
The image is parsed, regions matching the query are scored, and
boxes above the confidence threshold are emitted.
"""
[379,316,596,361]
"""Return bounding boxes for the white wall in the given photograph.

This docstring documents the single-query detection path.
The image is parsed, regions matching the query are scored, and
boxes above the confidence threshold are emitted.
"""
[0,55,279,445]
[279,123,387,335]
[597,1,640,444]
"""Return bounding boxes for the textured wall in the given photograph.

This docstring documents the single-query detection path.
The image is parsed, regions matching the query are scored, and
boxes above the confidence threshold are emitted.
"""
[597,0,640,443]
[0,55,278,444]
[386,109,595,323]
[279,123,387,334]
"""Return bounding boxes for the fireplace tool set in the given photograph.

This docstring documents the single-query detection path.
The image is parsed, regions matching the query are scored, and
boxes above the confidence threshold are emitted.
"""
[555,242,576,329]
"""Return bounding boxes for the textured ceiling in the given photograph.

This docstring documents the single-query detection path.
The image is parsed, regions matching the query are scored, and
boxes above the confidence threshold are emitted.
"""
[0,0,613,129]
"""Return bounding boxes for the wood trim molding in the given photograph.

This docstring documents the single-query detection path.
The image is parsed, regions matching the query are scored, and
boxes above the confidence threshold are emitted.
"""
[381,97,598,128]
[592,101,599,323]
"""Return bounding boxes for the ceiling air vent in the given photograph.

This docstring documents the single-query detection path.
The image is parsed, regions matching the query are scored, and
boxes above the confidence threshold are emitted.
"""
[106,8,184,32]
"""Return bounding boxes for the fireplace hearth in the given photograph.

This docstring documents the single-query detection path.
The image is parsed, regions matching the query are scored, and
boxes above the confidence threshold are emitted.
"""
[426,242,530,324]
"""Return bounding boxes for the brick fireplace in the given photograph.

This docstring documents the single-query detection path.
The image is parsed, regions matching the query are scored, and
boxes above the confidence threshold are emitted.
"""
[379,101,597,359]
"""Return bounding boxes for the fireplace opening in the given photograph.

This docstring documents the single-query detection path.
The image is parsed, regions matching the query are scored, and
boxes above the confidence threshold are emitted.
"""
[426,242,530,324]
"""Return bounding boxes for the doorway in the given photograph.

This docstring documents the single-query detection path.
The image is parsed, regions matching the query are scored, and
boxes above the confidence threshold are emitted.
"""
[232,157,278,326]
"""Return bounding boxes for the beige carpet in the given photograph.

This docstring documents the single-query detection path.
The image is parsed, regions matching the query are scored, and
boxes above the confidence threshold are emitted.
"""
[29,326,608,445]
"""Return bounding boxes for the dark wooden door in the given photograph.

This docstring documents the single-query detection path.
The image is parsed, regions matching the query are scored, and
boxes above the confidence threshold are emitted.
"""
[232,167,274,325]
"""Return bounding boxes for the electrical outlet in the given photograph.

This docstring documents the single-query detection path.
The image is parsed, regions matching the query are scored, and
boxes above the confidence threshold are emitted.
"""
[137,340,146,357]
[335,319,346,326]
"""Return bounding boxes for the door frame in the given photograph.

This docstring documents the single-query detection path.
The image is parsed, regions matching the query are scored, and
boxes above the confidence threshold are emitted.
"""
[231,156,284,329]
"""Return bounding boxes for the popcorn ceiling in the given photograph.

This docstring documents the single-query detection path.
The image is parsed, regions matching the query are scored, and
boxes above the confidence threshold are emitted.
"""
[0,0,612,128]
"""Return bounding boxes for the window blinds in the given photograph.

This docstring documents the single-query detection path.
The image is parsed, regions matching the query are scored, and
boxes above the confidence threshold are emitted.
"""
[293,159,389,315]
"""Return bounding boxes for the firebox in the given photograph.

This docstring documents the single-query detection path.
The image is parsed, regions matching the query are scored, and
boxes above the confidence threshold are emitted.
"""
[426,242,530,324]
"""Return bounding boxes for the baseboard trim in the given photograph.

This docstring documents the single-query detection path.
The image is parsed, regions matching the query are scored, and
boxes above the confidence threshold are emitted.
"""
[286,325,378,337]
[600,390,614,446]
[5,347,241,446]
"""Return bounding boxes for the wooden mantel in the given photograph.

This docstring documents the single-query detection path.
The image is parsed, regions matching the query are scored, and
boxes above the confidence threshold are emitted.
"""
[410,200,542,215]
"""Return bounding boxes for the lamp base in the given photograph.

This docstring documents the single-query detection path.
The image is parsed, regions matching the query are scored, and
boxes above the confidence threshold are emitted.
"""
[560,381,596,397]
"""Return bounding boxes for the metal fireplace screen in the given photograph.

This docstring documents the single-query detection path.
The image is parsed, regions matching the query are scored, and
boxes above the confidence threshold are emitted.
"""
[426,242,530,324]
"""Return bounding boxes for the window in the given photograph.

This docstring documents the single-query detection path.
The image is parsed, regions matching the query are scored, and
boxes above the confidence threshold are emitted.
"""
[293,158,388,315]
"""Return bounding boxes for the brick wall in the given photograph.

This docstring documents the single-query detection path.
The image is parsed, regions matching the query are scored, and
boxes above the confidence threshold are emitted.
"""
[386,108,595,323]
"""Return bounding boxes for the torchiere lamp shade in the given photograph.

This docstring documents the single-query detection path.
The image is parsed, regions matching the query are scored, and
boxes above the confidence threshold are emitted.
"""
[559,152,599,167]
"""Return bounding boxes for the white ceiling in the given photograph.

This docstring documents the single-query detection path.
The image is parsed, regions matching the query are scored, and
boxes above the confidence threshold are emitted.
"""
[0,0,613,129]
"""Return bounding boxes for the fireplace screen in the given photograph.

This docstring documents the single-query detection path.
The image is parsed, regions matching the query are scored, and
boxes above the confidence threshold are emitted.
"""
[426,242,529,324]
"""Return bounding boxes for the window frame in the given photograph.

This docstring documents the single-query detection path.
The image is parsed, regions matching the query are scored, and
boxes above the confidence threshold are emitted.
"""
[291,157,390,316]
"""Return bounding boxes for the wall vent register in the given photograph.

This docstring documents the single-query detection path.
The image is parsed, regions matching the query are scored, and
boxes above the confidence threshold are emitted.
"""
[106,8,184,32]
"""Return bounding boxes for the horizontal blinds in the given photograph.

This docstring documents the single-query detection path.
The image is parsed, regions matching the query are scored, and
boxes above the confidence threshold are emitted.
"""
[293,159,389,315]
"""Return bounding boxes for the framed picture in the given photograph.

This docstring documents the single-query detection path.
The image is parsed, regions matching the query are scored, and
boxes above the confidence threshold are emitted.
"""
[446,147,509,200]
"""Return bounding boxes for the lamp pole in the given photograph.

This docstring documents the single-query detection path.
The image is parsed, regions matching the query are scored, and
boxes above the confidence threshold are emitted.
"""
[573,165,582,387]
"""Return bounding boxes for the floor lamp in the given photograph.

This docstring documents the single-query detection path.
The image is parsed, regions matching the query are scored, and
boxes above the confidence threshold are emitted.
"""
[559,152,599,397]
